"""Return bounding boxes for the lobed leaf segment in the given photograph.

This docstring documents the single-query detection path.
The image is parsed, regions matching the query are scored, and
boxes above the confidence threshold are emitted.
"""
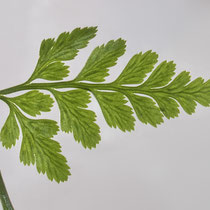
[0,27,209,182]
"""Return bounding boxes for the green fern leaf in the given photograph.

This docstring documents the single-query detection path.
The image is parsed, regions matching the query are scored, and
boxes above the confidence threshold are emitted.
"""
[93,91,135,131]
[37,62,69,81]
[51,89,101,149]
[29,27,97,82]
[75,39,126,82]
[10,90,54,117]
[0,27,210,182]
[0,110,19,149]
[114,50,158,84]
[16,112,70,183]
[127,93,163,127]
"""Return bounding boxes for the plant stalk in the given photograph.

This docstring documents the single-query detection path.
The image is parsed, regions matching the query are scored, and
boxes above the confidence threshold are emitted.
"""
[0,171,14,210]
[0,80,173,96]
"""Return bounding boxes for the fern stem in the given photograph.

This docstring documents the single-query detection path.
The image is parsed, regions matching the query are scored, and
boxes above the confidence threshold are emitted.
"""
[0,80,170,96]
[0,171,14,210]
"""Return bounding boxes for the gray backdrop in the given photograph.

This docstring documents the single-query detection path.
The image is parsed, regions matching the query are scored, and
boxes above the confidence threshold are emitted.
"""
[0,0,210,209]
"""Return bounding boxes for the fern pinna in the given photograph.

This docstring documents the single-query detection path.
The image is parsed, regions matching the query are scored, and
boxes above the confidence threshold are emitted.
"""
[0,26,209,182]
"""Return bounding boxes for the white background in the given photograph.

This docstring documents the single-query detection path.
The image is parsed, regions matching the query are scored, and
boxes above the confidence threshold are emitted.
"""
[0,0,210,209]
